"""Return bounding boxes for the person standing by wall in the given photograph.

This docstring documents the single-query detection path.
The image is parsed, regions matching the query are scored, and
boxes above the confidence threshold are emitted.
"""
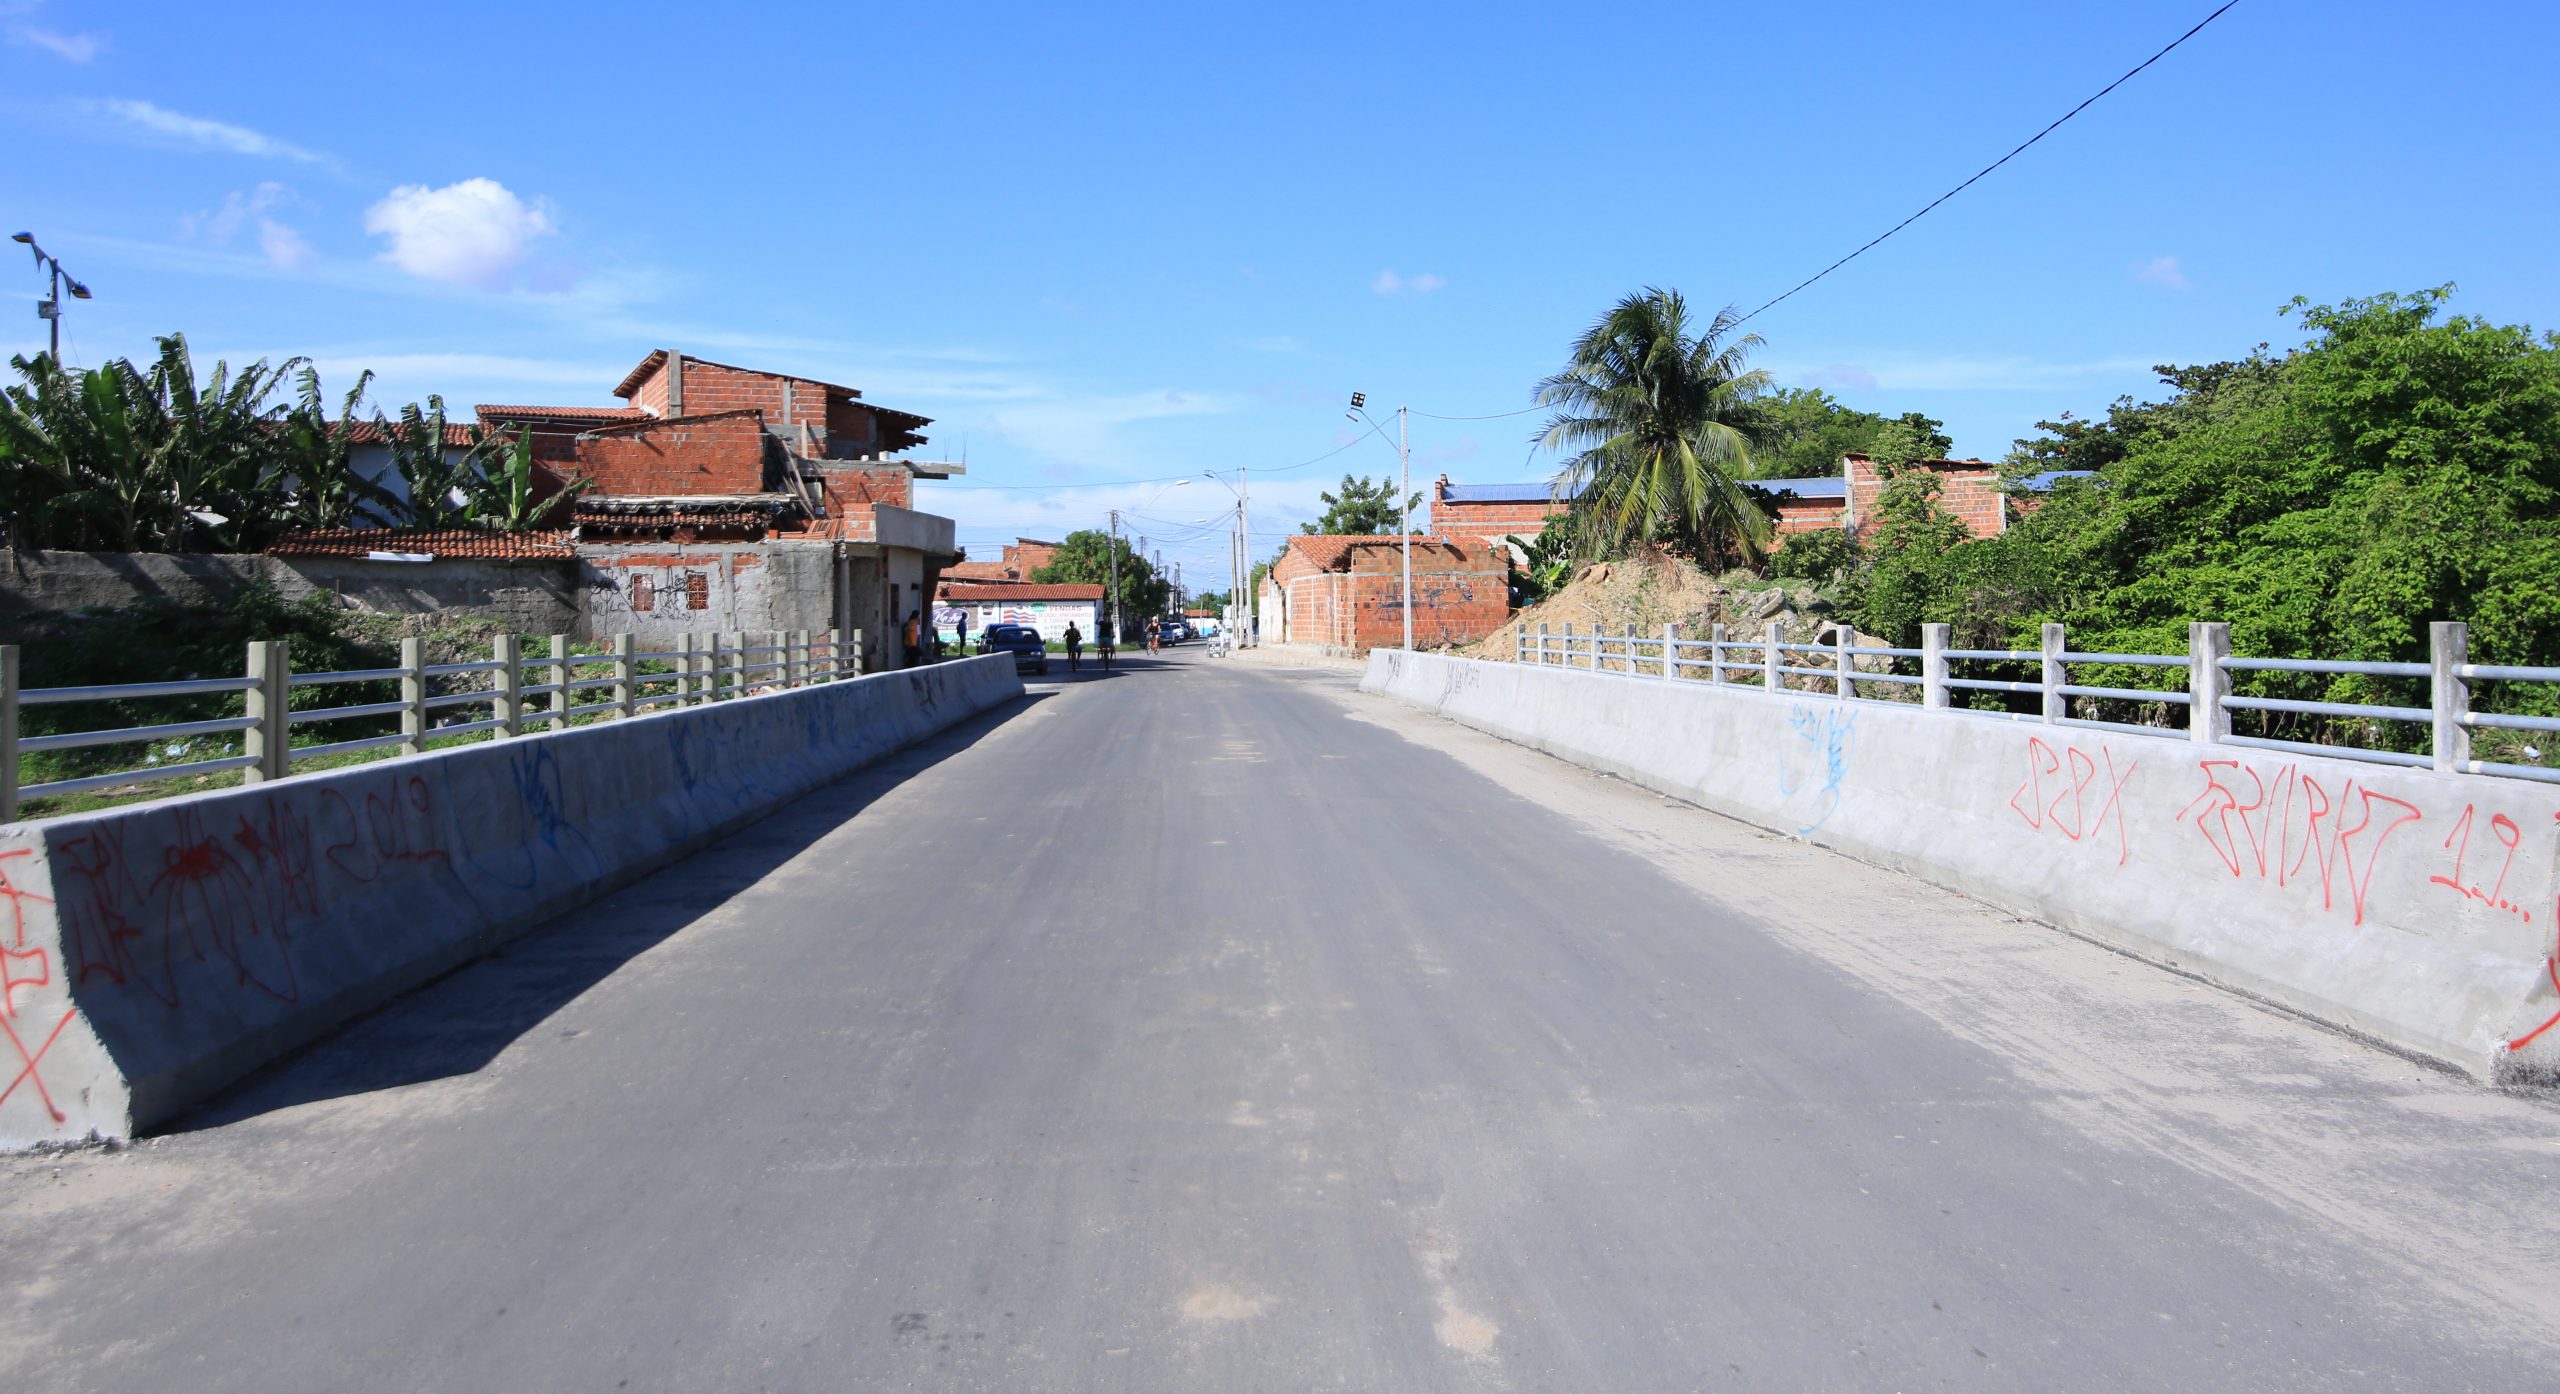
[902,610,922,668]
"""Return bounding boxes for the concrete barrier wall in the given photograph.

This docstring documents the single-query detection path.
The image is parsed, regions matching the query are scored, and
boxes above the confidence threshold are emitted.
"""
[1364,650,2560,1082]
[0,654,1024,1147]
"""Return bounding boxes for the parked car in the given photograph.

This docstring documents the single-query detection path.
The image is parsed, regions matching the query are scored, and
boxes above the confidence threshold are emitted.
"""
[1159,619,1193,644]
[977,623,1050,675]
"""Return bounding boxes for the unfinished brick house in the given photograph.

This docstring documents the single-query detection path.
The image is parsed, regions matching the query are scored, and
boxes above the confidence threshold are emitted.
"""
[279,350,964,669]
[1254,535,1508,651]
[940,537,1063,587]
[1428,453,2058,556]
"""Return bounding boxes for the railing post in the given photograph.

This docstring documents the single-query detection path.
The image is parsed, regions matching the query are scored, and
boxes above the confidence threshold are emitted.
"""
[2431,620,2471,774]
[1922,624,1950,710]
[2040,622,2066,724]
[613,633,636,719]
[1709,623,1726,685]
[241,639,290,785]
[1763,621,1782,692]
[792,629,810,687]
[0,645,21,821]
[491,634,521,739]
[1834,626,1853,701]
[399,636,428,757]
[847,627,865,676]
[1662,622,1679,681]
[548,635,569,732]
[1536,623,1549,665]
[1587,626,1601,672]
[678,633,698,704]
[1560,623,1574,670]
[2189,622,2230,744]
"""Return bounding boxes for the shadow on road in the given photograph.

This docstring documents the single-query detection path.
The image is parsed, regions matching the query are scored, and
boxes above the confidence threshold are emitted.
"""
[172,692,1049,1132]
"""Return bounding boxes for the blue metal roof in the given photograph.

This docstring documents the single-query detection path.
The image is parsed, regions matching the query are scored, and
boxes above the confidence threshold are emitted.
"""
[2009,469,2098,492]
[1745,476,1847,499]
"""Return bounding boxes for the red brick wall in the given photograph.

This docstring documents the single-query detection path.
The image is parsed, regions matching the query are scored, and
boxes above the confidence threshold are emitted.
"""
[677,361,827,430]
[569,412,770,496]
[826,396,881,453]
[1271,542,1507,649]
[1843,454,2007,539]
[809,464,913,510]
[1429,495,1564,555]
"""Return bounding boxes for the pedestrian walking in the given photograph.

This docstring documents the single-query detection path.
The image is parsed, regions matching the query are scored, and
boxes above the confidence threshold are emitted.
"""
[1063,621,1083,672]
[1097,616,1116,670]
[1145,616,1161,655]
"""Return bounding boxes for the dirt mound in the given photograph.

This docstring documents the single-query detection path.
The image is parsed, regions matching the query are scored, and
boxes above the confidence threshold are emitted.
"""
[1464,549,1848,661]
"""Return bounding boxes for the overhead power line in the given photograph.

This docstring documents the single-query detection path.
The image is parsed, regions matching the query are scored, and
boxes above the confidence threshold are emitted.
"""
[1733,0,2244,328]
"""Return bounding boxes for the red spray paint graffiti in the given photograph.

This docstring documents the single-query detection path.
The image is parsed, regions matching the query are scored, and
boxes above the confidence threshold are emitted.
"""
[0,848,72,1125]
[2175,758,2422,925]
[2429,805,2533,922]
[2504,811,2560,1056]
[2007,737,2141,867]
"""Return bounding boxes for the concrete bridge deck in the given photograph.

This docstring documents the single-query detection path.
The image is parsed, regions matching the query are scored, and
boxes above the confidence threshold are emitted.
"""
[4,649,2556,1392]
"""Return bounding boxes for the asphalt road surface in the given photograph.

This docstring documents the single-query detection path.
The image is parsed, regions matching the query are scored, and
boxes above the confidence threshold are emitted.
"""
[5,647,2558,1392]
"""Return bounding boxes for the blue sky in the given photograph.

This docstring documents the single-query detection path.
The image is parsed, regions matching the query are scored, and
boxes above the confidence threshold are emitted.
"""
[6,0,2555,588]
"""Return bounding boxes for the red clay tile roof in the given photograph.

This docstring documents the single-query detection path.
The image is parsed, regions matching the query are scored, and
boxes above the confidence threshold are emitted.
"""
[268,528,574,560]
[476,404,652,425]
[334,420,478,447]
[938,583,1104,602]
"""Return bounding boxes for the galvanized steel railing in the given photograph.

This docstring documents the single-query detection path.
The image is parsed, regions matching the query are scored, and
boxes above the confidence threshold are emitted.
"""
[1512,619,2560,786]
[0,626,867,820]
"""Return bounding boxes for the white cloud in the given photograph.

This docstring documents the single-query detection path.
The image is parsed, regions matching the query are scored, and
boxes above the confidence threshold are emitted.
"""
[181,183,316,272]
[10,23,98,60]
[1242,335,1301,354]
[987,388,1237,466]
[1372,269,1446,296]
[2134,255,2192,291]
[363,179,557,290]
[88,99,328,164]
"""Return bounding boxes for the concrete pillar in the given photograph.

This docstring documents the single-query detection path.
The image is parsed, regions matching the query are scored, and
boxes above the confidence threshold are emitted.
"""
[2040,622,2066,724]
[1834,627,1853,701]
[242,639,290,783]
[1763,621,1782,692]
[1709,623,1726,685]
[1537,623,1550,665]
[677,633,698,704]
[1921,624,1950,710]
[612,633,635,720]
[491,633,521,738]
[1561,623,1574,669]
[547,635,570,732]
[399,637,428,757]
[2431,621,2471,774]
[2189,622,2230,744]
[1662,622,1680,681]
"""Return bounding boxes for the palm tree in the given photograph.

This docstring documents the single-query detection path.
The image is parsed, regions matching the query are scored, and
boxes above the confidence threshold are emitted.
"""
[1534,287,1776,569]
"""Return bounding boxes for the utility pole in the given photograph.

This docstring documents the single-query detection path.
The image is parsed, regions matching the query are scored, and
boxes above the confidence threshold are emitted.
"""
[1239,465,1253,647]
[1108,508,1121,643]
[12,232,93,363]
[1400,403,1413,651]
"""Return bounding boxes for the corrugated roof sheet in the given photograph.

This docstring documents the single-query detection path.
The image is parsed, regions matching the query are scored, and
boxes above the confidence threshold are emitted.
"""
[1748,476,1848,499]
[269,528,574,560]
[2009,469,2098,492]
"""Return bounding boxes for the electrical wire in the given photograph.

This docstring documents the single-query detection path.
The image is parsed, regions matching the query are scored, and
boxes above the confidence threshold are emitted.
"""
[1408,404,1545,421]
[1733,0,2244,328]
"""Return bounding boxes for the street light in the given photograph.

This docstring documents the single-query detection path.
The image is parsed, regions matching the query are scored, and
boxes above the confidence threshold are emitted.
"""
[1202,468,1255,647]
[14,232,93,362]
[1348,394,1414,651]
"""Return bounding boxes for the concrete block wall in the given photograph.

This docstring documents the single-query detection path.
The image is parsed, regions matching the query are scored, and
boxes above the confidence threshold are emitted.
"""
[1364,651,2560,1083]
[0,654,1026,1147]
[581,541,837,641]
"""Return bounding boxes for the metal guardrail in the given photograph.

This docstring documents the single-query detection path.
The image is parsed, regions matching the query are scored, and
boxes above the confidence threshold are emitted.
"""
[0,626,871,819]
[1512,618,2560,787]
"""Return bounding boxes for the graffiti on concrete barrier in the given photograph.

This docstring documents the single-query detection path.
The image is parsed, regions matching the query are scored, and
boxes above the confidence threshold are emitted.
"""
[1776,702,1855,836]
[0,848,73,1126]
[2175,758,2421,926]
[2007,736,2141,867]
[2505,814,2560,1056]
[2429,804,2533,922]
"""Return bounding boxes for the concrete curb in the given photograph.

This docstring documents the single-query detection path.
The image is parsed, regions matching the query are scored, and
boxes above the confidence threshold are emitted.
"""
[1363,650,2560,1083]
[0,655,1025,1148]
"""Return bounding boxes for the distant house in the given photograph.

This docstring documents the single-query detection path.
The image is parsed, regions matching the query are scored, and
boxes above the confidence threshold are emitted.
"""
[936,583,1102,646]
[1427,454,2090,560]
[940,537,1063,587]
[274,348,967,668]
[1254,535,1507,651]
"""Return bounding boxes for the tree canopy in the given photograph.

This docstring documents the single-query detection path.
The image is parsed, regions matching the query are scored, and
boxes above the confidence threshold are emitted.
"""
[1300,473,1422,535]
[1028,529,1175,625]
[1535,287,1776,568]
[1743,388,1953,478]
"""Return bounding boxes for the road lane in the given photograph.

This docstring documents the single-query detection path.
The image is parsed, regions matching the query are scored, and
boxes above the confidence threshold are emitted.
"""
[2,647,2553,1392]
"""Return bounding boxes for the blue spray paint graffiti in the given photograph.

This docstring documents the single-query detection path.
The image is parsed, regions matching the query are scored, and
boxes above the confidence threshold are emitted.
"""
[1775,701,1856,835]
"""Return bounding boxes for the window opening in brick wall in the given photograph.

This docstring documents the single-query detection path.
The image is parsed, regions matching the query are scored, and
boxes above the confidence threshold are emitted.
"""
[685,572,710,610]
